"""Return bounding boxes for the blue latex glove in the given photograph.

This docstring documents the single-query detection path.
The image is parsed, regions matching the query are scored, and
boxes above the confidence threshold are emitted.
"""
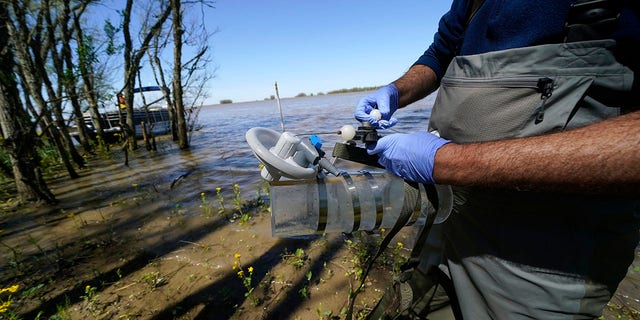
[367,132,451,184]
[354,84,399,129]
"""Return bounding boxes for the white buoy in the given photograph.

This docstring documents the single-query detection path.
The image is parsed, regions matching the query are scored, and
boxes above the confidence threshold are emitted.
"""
[338,125,356,141]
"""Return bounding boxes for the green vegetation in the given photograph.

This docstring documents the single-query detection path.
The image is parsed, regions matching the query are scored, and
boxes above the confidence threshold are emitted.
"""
[220,99,233,104]
[262,86,381,101]
[302,86,382,98]
[326,86,381,95]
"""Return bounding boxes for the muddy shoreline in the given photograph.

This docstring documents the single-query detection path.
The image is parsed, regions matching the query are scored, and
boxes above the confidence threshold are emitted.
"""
[0,140,409,319]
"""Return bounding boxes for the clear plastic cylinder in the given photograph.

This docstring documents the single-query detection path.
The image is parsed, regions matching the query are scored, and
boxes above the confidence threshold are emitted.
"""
[269,171,418,237]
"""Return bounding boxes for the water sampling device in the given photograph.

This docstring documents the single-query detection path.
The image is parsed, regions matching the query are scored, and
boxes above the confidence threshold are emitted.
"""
[245,121,453,238]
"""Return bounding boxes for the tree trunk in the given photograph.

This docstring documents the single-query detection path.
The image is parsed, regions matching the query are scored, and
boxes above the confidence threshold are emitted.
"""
[19,76,79,179]
[148,42,178,141]
[122,0,137,151]
[59,0,93,154]
[72,5,107,148]
[36,3,85,170]
[171,0,189,149]
[136,73,157,151]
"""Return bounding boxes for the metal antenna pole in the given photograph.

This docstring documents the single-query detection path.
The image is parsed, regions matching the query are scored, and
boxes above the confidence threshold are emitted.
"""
[274,82,285,132]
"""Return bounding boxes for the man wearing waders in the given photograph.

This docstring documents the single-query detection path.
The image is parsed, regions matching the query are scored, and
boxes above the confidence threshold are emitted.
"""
[355,0,640,319]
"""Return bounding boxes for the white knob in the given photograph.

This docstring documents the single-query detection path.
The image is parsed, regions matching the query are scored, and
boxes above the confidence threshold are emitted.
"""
[338,125,356,141]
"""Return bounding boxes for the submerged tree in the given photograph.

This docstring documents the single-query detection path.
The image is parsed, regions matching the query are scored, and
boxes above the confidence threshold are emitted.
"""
[148,0,216,149]
[0,0,218,204]
[170,0,188,149]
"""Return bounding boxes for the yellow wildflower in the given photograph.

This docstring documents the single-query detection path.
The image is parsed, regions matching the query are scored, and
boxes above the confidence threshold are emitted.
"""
[216,187,222,192]
[248,266,254,274]
[234,183,239,188]
[397,241,404,248]
[132,183,139,188]
[258,163,264,169]
[237,270,244,277]
[0,300,11,313]
[201,192,205,196]
[234,253,241,259]
[380,228,386,234]
[0,285,18,294]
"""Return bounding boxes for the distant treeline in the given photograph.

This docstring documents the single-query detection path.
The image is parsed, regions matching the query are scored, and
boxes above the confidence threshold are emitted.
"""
[221,86,383,104]
[292,86,382,99]
[326,86,381,94]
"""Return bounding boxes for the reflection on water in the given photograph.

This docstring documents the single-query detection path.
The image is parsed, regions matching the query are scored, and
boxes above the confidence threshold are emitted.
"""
[157,91,435,199]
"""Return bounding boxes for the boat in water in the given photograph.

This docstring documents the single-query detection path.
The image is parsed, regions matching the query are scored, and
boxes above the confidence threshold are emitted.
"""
[72,107,171,143]
[71,86,172,143]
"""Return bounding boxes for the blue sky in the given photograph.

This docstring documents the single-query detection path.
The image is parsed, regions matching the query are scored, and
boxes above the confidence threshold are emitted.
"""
[91,1,452,104]
[207,1,451,103]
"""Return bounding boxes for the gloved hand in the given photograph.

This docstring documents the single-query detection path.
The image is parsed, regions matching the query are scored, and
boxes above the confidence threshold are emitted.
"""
[367,132,451,184]
[354,84,399,129]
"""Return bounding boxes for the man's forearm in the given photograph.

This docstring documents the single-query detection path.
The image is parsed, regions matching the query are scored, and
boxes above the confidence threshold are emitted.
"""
[393,64,439,108]
[433,111,640,195]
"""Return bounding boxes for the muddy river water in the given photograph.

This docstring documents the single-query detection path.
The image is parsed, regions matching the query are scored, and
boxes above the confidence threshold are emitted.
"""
[182,91,435,197]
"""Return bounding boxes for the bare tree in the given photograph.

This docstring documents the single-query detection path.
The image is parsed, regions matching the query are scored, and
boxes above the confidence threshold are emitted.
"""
[38,0,93,159]
[148,35,177,140]
[170,0,188,149]
[6,0,81,178]
[0,2,56,203]
[120,0,172,151]
[57,0,94,153]
[148,0,216,147]
[72,2,109,149]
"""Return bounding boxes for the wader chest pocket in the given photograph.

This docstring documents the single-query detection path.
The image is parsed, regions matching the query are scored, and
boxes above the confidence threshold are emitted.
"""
[429,40,633,144]
[432,76,572,143]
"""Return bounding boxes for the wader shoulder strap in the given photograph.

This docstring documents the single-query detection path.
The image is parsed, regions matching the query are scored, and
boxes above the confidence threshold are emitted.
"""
[564,0,627,42]
[466,0,486,25]
[465,0,629,43]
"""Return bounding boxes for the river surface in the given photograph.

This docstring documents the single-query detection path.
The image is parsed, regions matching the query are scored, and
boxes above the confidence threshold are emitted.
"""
[186,91,436,195]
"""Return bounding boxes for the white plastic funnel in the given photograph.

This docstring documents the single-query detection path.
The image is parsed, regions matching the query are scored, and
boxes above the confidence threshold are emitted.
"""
[245,127,317,181]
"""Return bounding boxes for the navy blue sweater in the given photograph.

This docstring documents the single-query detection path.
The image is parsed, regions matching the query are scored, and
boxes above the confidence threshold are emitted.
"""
[415,0,640,80]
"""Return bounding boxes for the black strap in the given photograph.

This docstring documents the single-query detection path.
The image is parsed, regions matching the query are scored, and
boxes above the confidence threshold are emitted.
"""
[434,268,463,320]
[464,0,628,43]
[402,184,440,272]
[345,182,420,320]
[357,184,445,320]
[466,0,486,25]
[564,0,626,42]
